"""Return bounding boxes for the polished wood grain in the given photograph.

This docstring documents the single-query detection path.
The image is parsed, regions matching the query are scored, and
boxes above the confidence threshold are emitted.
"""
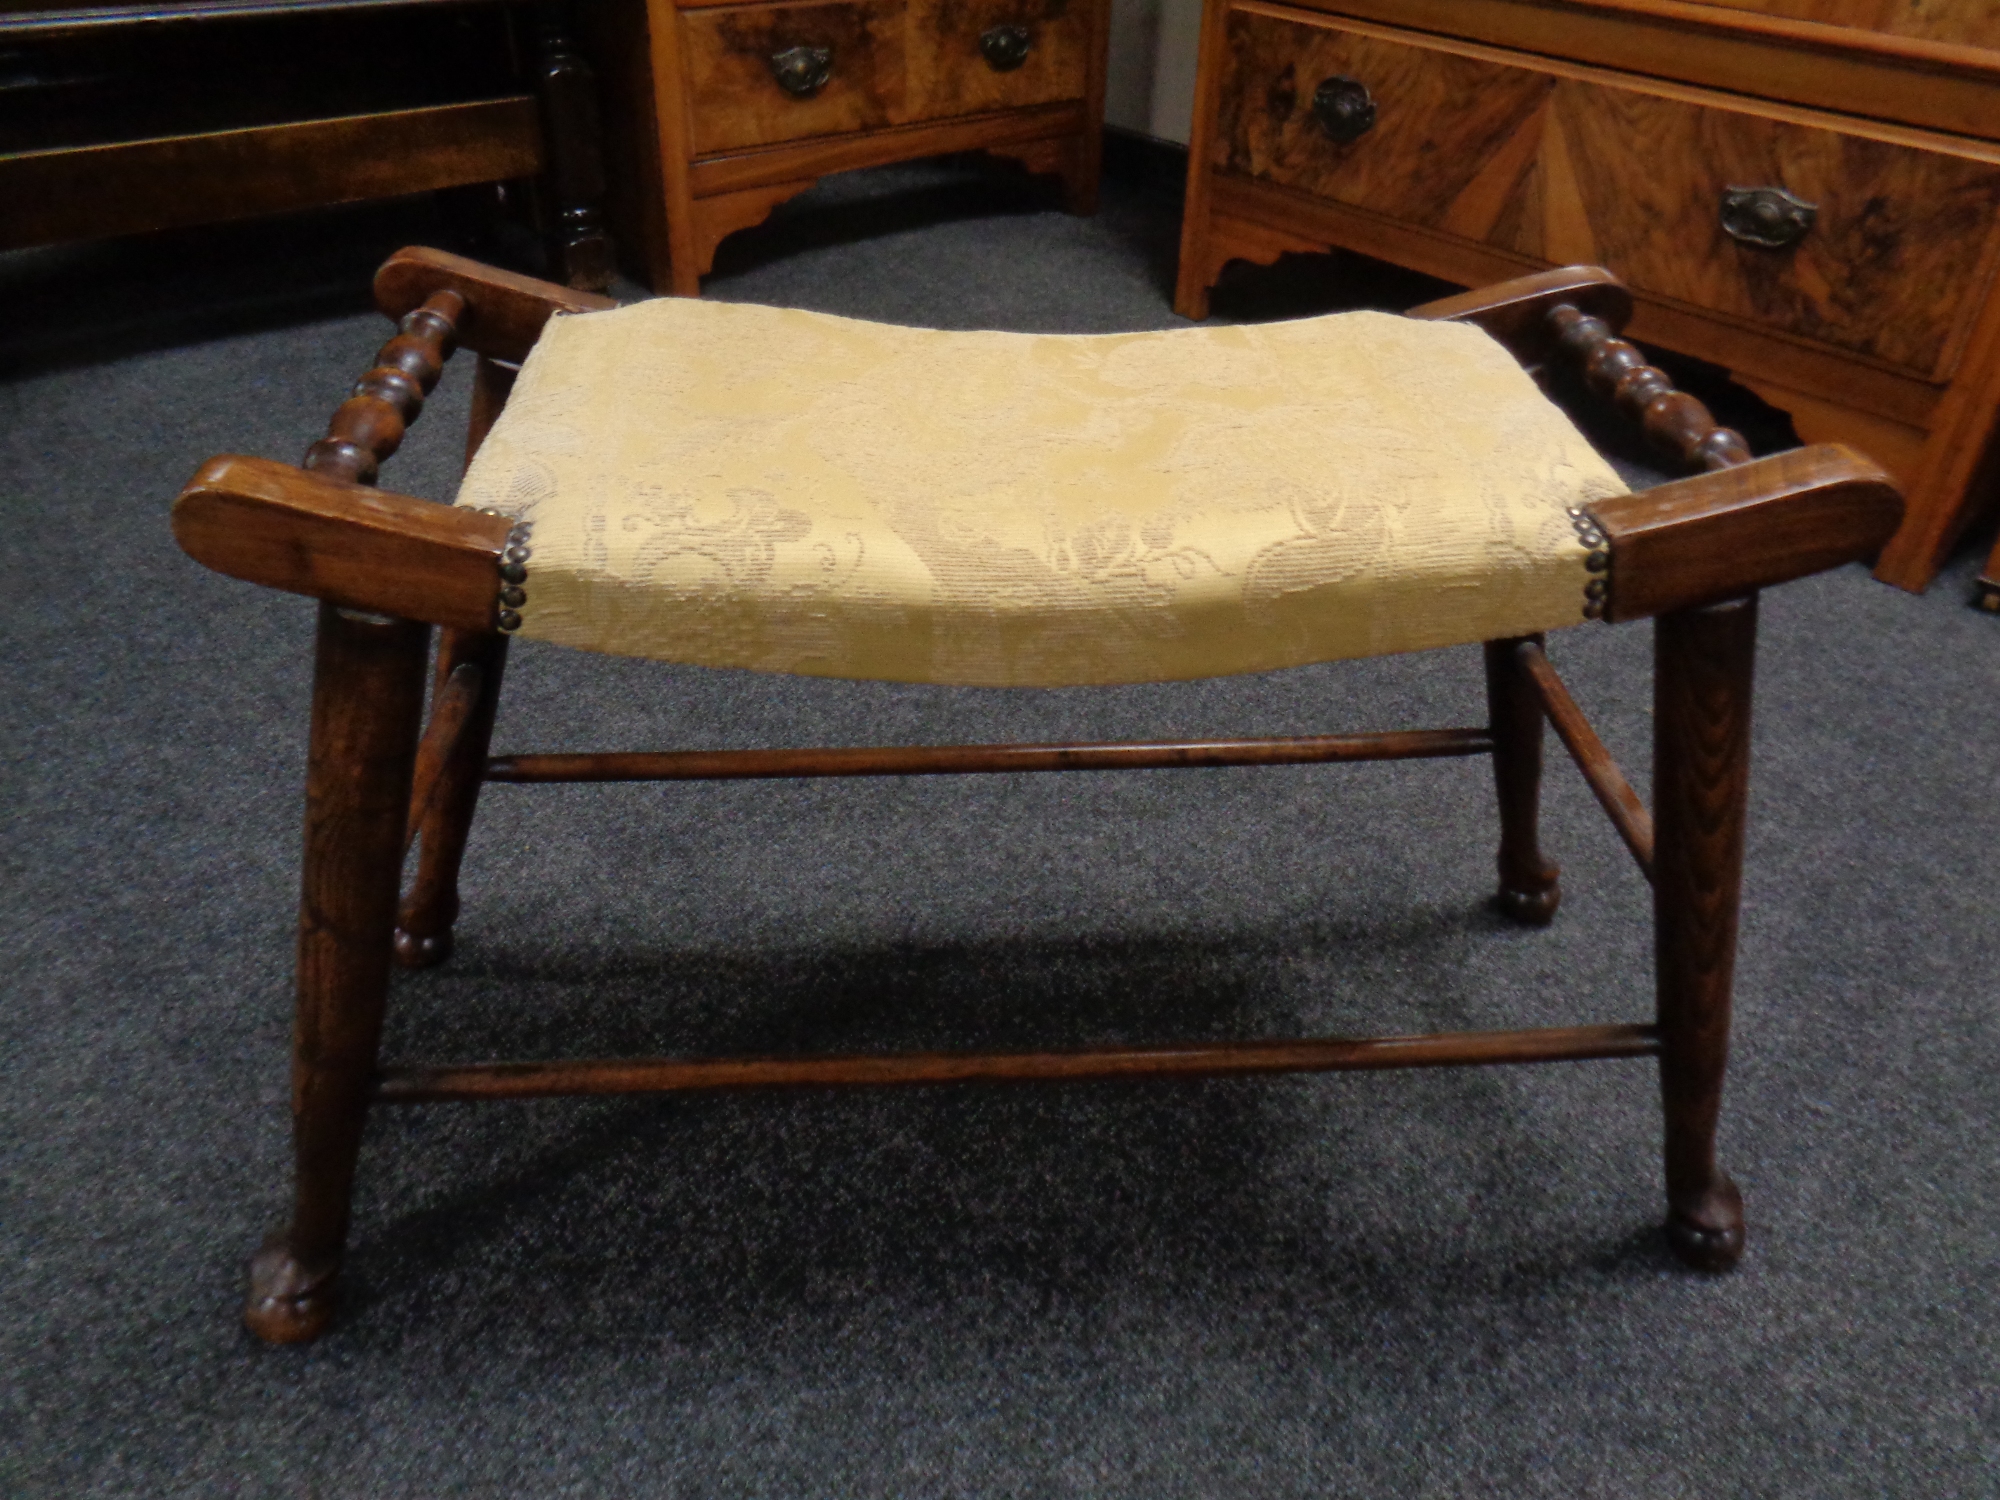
[1518,640,1656,880]
[680,0,907,156]
[1213,9,1555,238]
[374,246,617,364]
[1484,637,1561,925]
[1652,594,1757,1272]
[0,98,540,251]
[1691,0,2000,49]
[1543,79,2000,380]
[486,728,1495,782]
[685,98,1085,194]
[1257,0,2000,142]
[172,456,511,633]
[374,1023,1664,1102]
[1592,444,1903,621]
[245,602,429,1344]
[904,0,1091,118]
[1210,4,2000,378]
[1177,0,2000,590]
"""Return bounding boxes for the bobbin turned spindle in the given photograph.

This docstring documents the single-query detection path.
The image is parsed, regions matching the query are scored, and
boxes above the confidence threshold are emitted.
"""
[304,290,467,485]
[1546,304,1753,473]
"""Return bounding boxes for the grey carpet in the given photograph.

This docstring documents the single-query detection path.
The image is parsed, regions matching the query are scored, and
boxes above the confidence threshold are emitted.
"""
[4,162,1997,1497]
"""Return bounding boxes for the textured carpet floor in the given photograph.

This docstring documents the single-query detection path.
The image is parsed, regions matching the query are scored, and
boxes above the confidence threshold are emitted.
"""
[4,163,1997,1497]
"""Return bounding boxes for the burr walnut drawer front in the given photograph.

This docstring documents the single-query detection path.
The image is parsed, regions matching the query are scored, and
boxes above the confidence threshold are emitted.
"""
[679,0,911,156]
[904,0,1094,120]
[1213,3,2000,380]
[679,0,1088,157]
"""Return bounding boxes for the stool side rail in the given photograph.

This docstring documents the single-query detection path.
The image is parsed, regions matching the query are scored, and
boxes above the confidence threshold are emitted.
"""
[485,729,1495,782]
[1515,641,1657,881]
[374,1023,1665,1103]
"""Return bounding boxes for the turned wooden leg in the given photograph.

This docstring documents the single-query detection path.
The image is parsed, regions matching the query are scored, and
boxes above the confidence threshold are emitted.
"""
[246,605,429,1344]
[532,0,615,292]
[393,629,510,969]
[1485,636,1561,925]
[1653,594,1756,1272]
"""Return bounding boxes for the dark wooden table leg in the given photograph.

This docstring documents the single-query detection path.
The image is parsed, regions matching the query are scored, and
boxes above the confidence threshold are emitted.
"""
[394,628,511,969]
[1653,594,1756,1272]
[1486,636,1561,925]
[245,604,429,1344]
[532,0,615,292]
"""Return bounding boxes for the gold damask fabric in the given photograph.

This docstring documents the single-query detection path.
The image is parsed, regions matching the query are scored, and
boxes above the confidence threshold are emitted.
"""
[457,299,1625,686]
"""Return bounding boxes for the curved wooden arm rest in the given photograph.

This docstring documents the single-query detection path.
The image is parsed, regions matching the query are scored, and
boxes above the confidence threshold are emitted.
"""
[374,246,618,364]
[1593,444,1903,622]
[173,455,509,632]
[1408,265,1634,363]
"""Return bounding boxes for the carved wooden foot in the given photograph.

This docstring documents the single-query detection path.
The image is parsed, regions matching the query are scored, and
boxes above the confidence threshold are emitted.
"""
[244,1234,341,1344]
[1485,636,1561,926]
[1666,1173,1746,1272]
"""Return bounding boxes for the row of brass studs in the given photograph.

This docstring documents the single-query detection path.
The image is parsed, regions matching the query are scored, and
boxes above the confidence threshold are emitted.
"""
[1569,507,1609,620]
[477,510,533,632]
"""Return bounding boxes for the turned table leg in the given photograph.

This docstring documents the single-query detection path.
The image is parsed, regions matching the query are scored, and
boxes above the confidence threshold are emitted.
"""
[532,0,615,292]
[1653,594,1756,1272]
[245,604,428,1344]
[394,629,510,969]
[1485,636,1561,925]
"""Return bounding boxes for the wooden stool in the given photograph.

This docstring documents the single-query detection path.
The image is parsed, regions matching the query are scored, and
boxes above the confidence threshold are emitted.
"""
[173,249,1902,1344]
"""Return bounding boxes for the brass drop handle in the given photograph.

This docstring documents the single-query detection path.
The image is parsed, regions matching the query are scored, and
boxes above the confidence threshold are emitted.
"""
[1720,185,1816,249]
[1311,75,1375,143]
[769,44,834,98]
[980,24,1031,71]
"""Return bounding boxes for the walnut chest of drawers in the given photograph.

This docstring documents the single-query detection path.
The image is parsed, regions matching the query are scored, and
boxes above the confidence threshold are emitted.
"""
[1174,0,2000,591]
[584,0,1109,297]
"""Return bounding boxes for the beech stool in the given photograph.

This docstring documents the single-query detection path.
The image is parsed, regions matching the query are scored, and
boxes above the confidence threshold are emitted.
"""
[173,248,1902,1344]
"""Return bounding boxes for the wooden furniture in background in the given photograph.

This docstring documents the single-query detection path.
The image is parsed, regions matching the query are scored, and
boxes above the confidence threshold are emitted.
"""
[171,248,1900,1341]
[1980,534,2000,611]
[1174,0,2000,593]
[0,0,614,289]
[577,0,1110,294]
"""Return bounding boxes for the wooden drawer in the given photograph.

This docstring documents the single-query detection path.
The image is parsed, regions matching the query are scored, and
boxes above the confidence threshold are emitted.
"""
[905,0,1092,120]
[1213,4,2000,379]
[680,0,909,156]
[679,0,1087,158]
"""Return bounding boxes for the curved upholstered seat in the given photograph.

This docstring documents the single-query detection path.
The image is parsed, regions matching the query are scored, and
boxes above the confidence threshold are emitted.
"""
[458,299,1626,687]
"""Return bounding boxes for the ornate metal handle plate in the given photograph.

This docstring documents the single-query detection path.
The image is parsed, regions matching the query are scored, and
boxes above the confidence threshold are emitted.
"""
[1311,75,1375,143]
[769,44,834,98]
[1720,185,1816,249]
[980,24,1031,71]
